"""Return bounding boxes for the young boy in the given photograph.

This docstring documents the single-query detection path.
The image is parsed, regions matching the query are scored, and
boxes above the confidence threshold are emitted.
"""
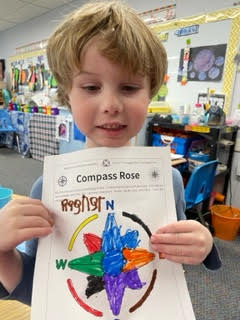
[0,0,221,307]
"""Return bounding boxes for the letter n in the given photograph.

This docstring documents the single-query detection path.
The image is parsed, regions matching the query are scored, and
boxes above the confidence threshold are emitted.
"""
[106,200,114,210]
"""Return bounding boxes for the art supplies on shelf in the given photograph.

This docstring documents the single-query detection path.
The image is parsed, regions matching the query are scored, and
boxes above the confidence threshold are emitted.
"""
[8,102,59,116]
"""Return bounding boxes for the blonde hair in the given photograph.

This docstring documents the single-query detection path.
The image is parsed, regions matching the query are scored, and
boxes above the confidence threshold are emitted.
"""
[47,0,167,107]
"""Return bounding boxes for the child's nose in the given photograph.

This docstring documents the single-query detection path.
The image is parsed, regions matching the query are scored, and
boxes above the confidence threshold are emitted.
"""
[101,91,123,114]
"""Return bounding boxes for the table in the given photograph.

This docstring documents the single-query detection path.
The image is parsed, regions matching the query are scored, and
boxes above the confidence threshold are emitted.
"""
[0,300,30,320]
[171,158,187,166]
[12,194,29,200]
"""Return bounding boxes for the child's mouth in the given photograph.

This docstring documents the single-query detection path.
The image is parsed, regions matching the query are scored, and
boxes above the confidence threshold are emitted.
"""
[97,124,127,135]
[97,124,127,131]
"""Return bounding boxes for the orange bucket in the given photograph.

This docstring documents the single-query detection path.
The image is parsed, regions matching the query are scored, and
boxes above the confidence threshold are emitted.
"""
[211,205,240,241]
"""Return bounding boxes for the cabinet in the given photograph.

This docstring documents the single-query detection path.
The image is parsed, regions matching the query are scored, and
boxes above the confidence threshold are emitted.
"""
[145,113,238,196]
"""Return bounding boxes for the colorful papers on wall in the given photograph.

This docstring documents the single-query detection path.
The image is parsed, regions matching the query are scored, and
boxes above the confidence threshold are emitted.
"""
[139,4,176,25]
[56,116,70,142]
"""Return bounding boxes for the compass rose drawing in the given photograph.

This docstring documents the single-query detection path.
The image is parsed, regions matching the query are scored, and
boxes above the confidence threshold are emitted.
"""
[63,211,158,318]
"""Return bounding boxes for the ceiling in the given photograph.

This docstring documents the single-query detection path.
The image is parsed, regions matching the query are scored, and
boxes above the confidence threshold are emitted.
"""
[0,0,74,32]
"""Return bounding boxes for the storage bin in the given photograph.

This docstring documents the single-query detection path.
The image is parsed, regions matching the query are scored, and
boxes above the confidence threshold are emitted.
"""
[211,205,240,240]
[0,187,13,208]
[152,133,193,156]
[188,152,209,162]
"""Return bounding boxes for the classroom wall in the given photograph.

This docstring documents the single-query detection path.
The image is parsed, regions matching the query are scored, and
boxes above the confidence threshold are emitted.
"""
[176,0,238,17]
[0,0,238,60]
[0,0,239,116]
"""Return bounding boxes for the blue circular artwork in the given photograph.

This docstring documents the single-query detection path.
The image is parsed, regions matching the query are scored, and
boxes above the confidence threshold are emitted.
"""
[189,71,196,79]
[198,71,207,81]
[193,49,215,72]
[208,66,220,79]
[215,56,225,66]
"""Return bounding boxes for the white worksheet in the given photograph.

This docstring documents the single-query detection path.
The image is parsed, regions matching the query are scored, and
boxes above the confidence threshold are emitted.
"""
[31,146,195,320]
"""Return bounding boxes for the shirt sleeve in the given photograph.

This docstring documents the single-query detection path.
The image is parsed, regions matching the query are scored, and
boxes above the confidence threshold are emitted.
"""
[172,168,222,270]
[172,168,186,220]
[0,251,35,305]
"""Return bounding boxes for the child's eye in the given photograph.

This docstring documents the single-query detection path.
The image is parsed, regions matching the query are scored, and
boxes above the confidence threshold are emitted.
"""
[121,85,139,93]
[82,85,100,92]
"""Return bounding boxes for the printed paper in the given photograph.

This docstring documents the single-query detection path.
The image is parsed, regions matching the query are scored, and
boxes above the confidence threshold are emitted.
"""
[31,146,195,320]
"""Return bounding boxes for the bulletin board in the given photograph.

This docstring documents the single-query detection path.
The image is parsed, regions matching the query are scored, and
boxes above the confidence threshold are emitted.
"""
[152,8,240,115]
[9,48,55,94]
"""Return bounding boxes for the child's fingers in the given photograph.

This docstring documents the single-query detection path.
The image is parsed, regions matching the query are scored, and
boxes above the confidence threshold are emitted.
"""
[15,216,53,229]
[0,200,55,252]
[151,232,194,245]
[7,198,44,208]
[155,220,200,234]
[0,223,53,253]
[161,253,200,265]
[10,198,41,204]
[7,226,53,248]
[21,204,54,225]
[8,201,54,225]
[17,226,53,242]
[151,243,197,258]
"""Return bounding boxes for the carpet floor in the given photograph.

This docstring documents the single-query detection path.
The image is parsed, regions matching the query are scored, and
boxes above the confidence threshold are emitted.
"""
[0,147,43,195]
[185,237,240,320]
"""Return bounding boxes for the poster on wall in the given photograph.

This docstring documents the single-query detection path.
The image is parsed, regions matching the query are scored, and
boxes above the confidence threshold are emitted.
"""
[139,4,176,25]
[56,116,70,141]
[177,44,227,82]
[31,147,196,320]
[10,53,50,93]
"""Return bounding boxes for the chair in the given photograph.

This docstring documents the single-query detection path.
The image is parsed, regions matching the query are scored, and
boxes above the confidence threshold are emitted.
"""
[0,109,20,152]
[185,160,218,227]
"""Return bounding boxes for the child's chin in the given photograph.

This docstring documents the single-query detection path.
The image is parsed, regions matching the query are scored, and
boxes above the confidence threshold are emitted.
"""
[87,137,131,148]
[104,141,131,148]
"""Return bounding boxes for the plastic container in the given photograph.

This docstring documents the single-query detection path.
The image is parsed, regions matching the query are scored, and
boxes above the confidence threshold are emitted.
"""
[148,101,171,113]
[214,192,225,203]
[24,105,30,113]
[182,114,190,125]
[51,107,59,115]
[195,103,204,120]
[188,152,209,162]
[8,102,14,111]
[211,205,240,240]
[152,133,193,156]
[0,187,13,208]
[46,106,52,115]
[31,106,38,113]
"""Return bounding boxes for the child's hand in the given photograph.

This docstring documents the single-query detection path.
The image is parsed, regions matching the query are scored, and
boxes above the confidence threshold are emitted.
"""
[151,220,213,265]
[0,198,54,254]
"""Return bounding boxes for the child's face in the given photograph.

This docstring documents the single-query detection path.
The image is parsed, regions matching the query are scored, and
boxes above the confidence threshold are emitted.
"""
[68,41,151,148]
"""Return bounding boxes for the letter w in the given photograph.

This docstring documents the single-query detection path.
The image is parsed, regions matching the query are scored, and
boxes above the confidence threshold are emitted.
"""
[56,259,67,270]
